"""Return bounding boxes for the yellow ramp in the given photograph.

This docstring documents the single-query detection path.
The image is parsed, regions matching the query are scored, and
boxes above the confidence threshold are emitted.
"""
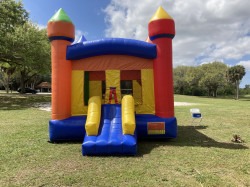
[122,95,135,135]
[85,96,101,136]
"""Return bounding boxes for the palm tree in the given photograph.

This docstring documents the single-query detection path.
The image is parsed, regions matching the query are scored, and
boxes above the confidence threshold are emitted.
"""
[228,65,246,100]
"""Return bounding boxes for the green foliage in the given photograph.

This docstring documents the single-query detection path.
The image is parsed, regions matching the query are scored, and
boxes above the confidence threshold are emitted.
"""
[11,23,50,71]
[186,66,204,96]
[228,65,246,83]
[0,0,51,93]
[0,63,16,93]
[0,0,28,33]
[173,66,189,94]
[240,85,250,95]
[0,0,28,62]
[174,62,235,97]
[1,22,51,93]
[228,65,246,100]
[14,23,51,93]
[199,62,228,97]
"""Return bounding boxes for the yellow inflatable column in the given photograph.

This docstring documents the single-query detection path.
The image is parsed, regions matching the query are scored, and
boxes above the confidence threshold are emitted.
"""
[105,70,121,104]
[122,95,135,135]
[85,96,101,136]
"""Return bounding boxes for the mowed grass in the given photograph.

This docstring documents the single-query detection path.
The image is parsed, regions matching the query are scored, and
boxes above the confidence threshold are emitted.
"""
[0,93,249,187]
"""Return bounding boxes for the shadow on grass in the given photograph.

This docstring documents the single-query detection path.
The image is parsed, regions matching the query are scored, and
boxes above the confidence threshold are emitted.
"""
[0,94,51,110]
[49,125,248,157]
[137,125,248,156]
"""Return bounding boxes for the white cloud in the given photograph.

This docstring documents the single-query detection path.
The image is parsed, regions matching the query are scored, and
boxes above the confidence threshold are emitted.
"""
[35,25,88,43]
[200,59,225,66]
[237,61,250,71]
[104,0,250,67]
[74,29,88,42]
[36,24,47,30]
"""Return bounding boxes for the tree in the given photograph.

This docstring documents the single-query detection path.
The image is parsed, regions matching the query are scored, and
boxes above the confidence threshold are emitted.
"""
[242,84,250,95]
[185,66,204,96]
[0,0,29,63]
[199,62,228,97]
[173,66,189,94]
[0,63,16,93]
[0,1,50,94]
[12,23,51,93]
[228,65,246,100]
[0,0,30,93]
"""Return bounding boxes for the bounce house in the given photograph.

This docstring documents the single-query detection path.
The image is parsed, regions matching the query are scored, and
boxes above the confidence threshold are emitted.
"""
[47,6,177,156]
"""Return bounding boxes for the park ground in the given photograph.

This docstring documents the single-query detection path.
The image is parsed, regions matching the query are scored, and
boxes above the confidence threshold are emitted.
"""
[0,92,249,187]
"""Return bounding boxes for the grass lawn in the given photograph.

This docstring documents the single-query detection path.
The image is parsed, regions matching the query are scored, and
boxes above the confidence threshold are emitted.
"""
[0,93,249,187]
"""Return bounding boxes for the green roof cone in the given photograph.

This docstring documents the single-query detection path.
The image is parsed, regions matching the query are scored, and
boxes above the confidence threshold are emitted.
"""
[48,8,72,23]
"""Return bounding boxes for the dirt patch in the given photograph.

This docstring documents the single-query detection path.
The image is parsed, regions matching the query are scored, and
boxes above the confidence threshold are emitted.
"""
[174,102,201,106]
[34,102,200,111]
[33,103,51,112]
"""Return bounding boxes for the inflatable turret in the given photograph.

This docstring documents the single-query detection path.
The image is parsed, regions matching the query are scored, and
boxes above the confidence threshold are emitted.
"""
[47,9,75,120]
[148,7,175,118]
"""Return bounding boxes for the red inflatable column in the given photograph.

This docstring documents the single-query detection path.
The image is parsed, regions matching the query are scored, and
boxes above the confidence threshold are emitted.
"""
[148,7,175,118]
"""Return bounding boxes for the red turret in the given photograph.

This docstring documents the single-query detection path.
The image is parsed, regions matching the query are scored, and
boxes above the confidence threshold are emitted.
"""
[148,7,175,118]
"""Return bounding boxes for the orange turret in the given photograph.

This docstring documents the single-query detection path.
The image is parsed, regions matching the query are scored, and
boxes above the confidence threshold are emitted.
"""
[148,7,175,118]
[47,9,75,120]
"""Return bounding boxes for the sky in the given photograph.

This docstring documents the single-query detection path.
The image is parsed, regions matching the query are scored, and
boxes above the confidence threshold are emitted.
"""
[21,0,250,87]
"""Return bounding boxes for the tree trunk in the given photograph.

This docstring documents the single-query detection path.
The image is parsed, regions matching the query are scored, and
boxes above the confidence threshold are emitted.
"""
[1,73,10,94]
[6,75,10,94]
[180,87,184,95]
[20,71,25,94]
[192,88,195,96]
[213,88,217,97]
[209,89,212,97]
[236,80,239,100]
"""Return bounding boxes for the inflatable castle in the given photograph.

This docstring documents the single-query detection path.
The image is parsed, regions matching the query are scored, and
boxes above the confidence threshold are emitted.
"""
[47,6,177,156]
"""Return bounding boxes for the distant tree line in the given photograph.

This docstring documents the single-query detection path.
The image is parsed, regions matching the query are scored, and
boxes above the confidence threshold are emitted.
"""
[0,0,51,93]
[241,84,250,95]
[173,62,246,99]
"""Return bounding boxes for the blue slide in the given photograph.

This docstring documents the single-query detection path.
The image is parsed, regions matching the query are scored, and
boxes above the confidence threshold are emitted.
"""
[82,104,137,156]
